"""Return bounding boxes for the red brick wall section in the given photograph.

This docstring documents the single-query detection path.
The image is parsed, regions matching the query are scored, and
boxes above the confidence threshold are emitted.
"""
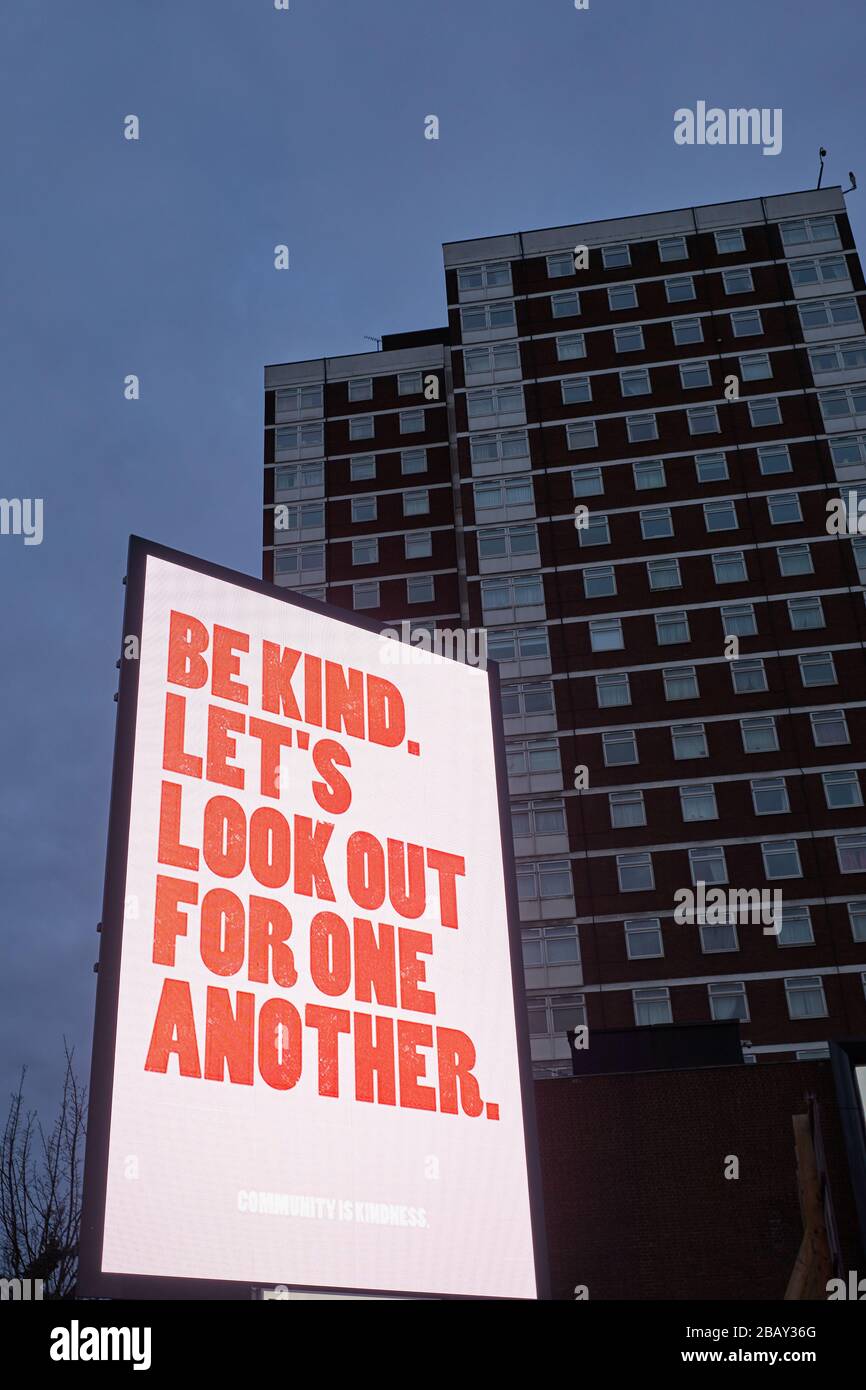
[534,1061,862,1301]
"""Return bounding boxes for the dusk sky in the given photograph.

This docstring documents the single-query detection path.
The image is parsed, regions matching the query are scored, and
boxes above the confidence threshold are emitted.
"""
[2,0,864,1118]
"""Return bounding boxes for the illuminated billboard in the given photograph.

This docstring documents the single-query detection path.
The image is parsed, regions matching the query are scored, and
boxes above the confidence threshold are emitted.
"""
[80,538,546,1299]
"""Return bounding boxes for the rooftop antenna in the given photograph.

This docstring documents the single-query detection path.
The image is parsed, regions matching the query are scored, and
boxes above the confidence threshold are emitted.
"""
[817,147,827,189]
[844,171,858,195]
[364,335,382,351]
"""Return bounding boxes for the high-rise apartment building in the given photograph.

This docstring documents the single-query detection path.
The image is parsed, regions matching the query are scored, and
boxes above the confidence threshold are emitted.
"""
[263,187,866,1075]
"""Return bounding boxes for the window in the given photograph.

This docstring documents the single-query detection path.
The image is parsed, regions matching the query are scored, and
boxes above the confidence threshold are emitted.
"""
[353,581,379,609]
[688,405,720,435]
[625,917,663,958]
[352,538,378,566]
[673,316,703,345]
[275,422,324,454]
[689,845,727,885]
[457,261,511,292]
[348,378,373,401]
[721,602,756,636]
[351,495,377,523]
[526,992,585,1037]
[627,413,658,442]
[633,459,666,490]
[398,371,422,396]
[741,716,778,753]
[621,368,651,397]
[470,430,529,466]
[561,375,592,405]
[778,544,812,577]
[648,558,681,590]
[274,544,325,579]
[824,770,863,809]
[397,448,426,477]
[790,255,849,287]
[603,731,638,767]
[715,228,746,254]
[680,783,717,822]
[659,235,688,261]
[551,291,581,318]
[713,550,747,583]
[757,444,792,476]
[809,339,866,373]
[399,409,425,434]
[723,267,754,295]
[556,332,587,360]
[854,537,866,582]
[748,397,782,427]
[474,477,534,512]
[785,977,827,1020]
[487,627,550,664]
[511,801,566,839]
[740,352,772,381]
[709,982,749,1022]
[704,499,737,531]
[830,436,866,472]
[798,297,861,331]
[405,531,433,559]
[584,563,617,598]
[672,722,707,760]
[781,215,838,248]
[799,651,836,687]
[572,466,604,497]
[656,610,690,645]
[633,987,671,1026]
[610,790,646,829]
[788,596,824,631]
[608,284,638,311]
[403,489,430,517]
[811,709,849,747]
[666,276,696,303]
[350,415,376,443]
[546,252,574,279]
[617,853,654,892]
[641,507,673,540]
[732,658,767,693]
[763,839,802,879]
[700,920,738,953]
[663,665,699,701]
[406,575,434,604]
[837,833,866,873]
[614,325,644,352]
[481,574,544,613]
[507,739,561,779]
[589,617,623,652]
[849,903,866,942]
[274,501,326,535]
[731,309,763,337]
[695,451,728,483]
[768,492,802,525]
[752,777,789,815]
[467,386,525,419]
[516,859,573,903]
[567,421,599,450]
[778,907,814,947]
[460,301,517,333]
[579,514,610,547]
[275,461,325,492]
[464,342,521,380]
[501,682,555,719]
[602,242,631,269]
[522,927,580,970]
[350,454,376,481]
[596,672,631,707]
[819,386,866,426]
[680,360,712,389]
[478,523,538,561]
[275,384,323,417]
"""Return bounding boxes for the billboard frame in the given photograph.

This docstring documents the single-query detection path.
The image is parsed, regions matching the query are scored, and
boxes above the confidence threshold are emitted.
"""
[78,534,550,1301]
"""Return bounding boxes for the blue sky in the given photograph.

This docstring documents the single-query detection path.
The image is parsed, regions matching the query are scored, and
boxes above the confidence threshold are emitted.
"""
[1,0,864,1117]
